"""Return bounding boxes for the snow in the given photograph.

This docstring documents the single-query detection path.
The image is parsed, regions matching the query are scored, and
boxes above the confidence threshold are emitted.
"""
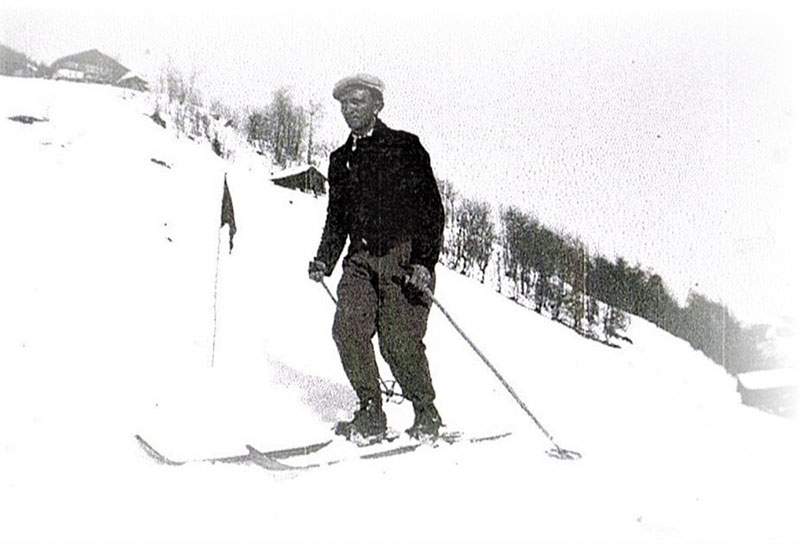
[0,74,798,546]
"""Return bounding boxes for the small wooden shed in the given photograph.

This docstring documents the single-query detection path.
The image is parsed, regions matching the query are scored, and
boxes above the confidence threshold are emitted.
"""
[117,71,149,92]
[270,165,327,196]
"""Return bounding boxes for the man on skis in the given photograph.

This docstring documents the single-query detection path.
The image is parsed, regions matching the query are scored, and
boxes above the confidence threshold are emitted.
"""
[308,73,445,443]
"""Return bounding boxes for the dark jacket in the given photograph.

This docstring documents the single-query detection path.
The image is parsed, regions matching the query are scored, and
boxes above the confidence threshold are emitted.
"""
[315,119,444,275]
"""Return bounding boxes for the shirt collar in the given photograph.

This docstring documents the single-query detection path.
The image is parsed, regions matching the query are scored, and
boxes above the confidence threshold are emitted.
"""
[350,128,373,151]
[349,118,385,149]
[351,126,374,140]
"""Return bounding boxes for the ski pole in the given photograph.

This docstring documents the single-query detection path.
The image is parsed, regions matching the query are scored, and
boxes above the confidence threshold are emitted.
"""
[423,286,581,460]
[319,279,406,404]
[320,279,337,306]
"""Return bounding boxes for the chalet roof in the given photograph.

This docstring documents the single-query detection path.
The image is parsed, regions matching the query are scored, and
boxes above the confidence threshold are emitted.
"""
[270,164,326,181]
[52,49,128,74]
[737,368,798,391]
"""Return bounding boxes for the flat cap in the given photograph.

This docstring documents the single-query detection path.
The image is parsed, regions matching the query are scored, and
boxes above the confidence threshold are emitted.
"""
[332,73,385,101]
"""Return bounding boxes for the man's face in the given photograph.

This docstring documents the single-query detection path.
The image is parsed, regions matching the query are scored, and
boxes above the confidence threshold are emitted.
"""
[339,87,379,133]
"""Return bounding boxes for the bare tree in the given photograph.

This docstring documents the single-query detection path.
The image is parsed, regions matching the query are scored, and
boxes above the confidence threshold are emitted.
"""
[157,63,202,137]
[306,100,323,166]
[246,89,317,168]
[437,178,459,266]
[561,235,588,332]
[452,199,495,282]
[603,305,630,344]
[500,207,536,300]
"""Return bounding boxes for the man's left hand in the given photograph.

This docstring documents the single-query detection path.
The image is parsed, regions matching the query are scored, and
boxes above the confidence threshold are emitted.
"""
[407,264,433,293]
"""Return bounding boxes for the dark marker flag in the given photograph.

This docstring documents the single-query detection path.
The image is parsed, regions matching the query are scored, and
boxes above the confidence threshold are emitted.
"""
[221,174,237,253]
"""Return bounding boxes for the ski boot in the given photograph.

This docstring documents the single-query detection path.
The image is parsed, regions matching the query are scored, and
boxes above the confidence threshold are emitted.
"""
[334,398,388,445]
[406,403,442,441]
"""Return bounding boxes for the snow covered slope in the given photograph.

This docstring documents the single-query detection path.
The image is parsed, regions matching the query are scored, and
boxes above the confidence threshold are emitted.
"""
[0,75,797,545]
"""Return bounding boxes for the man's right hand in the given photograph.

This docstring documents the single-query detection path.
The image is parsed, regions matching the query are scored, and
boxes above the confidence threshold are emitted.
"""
[308,259,327,282]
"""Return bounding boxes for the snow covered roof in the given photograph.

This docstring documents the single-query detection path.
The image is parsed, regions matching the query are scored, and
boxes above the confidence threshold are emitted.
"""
[52,49,127,71]
[51,49,131,83]
[118,71,143,81]
[270,164,326,180]
[737,368,799,391]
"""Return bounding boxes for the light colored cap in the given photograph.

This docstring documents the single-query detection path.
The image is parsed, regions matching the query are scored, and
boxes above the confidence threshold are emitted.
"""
[332,73,385,101]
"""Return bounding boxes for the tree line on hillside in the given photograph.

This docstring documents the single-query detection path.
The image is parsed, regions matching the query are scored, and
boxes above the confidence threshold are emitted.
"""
[246,89,330,168]
[437,180,771,375]
[153,66,331,168]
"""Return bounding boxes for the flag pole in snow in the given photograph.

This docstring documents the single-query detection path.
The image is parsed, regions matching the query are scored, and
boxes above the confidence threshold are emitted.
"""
[422,287,582,460]
[211,174,237,367]
[210,227,223,368]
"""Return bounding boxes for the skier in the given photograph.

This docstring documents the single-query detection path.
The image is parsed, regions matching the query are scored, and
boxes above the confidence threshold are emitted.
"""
[309,73,445,442]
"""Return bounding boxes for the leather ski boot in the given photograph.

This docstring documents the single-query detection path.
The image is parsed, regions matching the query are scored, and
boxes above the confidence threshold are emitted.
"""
[334,398,387,444]
[406,403,442,440]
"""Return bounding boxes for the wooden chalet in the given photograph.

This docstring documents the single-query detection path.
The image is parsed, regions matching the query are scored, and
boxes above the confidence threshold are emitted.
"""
[50,49,148,91]
[270,165,327,196]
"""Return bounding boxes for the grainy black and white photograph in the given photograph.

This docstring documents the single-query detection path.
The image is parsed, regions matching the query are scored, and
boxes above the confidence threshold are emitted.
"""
[1,0,798,545]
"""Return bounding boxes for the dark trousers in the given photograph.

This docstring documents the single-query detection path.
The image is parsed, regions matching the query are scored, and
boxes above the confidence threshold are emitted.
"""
[332,242,436,409]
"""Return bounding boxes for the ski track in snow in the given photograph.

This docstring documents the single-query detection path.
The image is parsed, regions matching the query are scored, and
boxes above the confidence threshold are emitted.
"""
[0,75,798,545]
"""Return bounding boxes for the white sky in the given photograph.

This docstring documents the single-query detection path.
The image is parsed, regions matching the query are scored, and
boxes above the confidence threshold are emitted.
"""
[2,0,798,326]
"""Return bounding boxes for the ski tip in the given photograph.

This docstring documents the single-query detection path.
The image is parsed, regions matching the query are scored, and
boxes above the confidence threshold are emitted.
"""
[135,434,184,466]
[245,445,304,471]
